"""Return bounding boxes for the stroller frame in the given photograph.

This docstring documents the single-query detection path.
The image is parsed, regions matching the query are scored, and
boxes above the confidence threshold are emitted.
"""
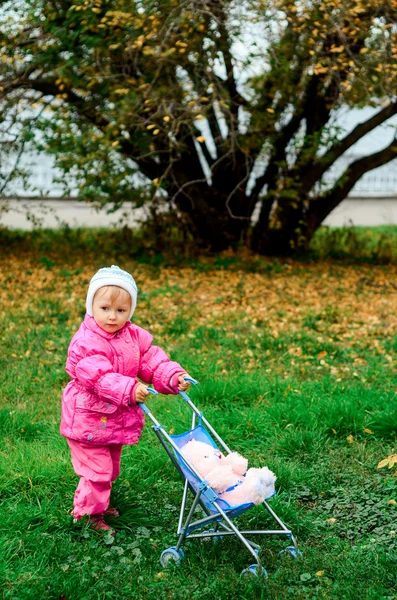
[142,381,300,575]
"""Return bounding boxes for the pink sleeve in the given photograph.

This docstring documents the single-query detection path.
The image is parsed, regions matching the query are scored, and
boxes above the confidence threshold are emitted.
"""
[67,341,139,407]
[135,327,186,394]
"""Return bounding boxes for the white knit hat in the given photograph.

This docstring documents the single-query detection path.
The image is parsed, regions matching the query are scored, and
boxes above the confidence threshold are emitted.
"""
[86,265,138,319]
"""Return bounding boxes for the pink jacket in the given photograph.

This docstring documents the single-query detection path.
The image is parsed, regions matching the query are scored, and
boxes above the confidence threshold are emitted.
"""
[60,314,185,445]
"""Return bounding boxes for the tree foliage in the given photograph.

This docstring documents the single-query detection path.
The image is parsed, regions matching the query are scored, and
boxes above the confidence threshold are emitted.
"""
[1,0,397,254]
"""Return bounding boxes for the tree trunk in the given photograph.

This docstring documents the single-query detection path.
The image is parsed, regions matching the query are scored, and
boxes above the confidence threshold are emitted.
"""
[170,183,249,251]
[250,193,308,256]
[251,220,309,256]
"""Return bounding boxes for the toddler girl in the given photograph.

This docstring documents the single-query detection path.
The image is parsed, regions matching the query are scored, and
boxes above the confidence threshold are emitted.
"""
[60,265,191,532]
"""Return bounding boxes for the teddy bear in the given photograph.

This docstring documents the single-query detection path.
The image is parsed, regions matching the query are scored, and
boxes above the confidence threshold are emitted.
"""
[181,439,276,506]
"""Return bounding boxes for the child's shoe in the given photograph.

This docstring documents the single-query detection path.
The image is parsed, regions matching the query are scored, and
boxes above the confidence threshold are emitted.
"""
[104,507,120,518]
[89,514,115,535]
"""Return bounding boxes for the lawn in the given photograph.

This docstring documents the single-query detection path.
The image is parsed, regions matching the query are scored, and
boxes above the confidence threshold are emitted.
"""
[0,229,396,600]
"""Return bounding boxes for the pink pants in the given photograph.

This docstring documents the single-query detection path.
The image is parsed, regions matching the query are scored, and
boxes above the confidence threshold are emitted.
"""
[67,439,123,519]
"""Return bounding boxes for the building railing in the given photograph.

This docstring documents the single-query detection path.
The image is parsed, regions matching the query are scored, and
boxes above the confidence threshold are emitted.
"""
[2,153,397,198]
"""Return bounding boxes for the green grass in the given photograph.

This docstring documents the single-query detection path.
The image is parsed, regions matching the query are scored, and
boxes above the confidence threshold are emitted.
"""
[1,224,396,265]
[310,225,397,263]
[0,231,397,599]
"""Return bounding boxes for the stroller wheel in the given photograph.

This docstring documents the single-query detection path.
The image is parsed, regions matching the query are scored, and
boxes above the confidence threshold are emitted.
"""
[278,545,302,559]
[241,564,268,578]
[160,546,185,568]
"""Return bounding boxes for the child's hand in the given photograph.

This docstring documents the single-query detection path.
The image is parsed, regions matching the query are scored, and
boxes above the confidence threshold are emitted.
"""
[135,383,150,403]
[178,374,191,391]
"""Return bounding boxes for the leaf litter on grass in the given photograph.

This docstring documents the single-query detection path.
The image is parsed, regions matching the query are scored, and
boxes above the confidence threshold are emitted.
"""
[0,249,397,599]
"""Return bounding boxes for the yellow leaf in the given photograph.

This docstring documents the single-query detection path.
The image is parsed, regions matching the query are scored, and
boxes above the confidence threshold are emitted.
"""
[288,347,302,356]
[363,428,374,434]
[155,572,166,579]
[317,351,328,359]
[163,115,170,122]
[266,108,275,114]
[146,124,156,130]
[388,499,396,505]
[153,129,160,135]
[196,136,206,143]
[316,571,325,577]
[327,518,337,525]
[378,454,397,469]
[346,434,354,443]
[314,66,328,75]
[329,45,344,53]
[331,428,337,435]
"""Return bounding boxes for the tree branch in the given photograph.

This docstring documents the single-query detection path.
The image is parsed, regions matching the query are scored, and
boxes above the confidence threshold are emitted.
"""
[12,77,163,180]
[249,105,306,201]
[211,3,246,118]
[301,101,397,195]
[307,139,397,229]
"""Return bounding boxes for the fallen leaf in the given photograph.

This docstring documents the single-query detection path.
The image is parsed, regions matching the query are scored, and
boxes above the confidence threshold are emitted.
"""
[155,572,166,579]
[288,347,302,356]
[378,454,397,469]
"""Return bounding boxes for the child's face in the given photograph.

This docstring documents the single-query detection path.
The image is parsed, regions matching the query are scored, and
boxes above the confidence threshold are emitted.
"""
[92,286,132,333]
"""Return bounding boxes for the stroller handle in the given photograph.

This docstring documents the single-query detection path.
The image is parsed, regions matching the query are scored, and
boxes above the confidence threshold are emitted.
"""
[179,376,198,402]
[182,376,198,385]
[138,378,198,415]
[147,387,158,395]
[137,387,158,415]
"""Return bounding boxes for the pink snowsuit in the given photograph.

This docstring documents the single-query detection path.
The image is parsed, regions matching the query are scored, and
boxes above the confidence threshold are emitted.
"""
[61,314,185,518]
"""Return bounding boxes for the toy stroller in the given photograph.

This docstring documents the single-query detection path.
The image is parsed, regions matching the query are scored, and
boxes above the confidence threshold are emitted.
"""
[141,378,301,577]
